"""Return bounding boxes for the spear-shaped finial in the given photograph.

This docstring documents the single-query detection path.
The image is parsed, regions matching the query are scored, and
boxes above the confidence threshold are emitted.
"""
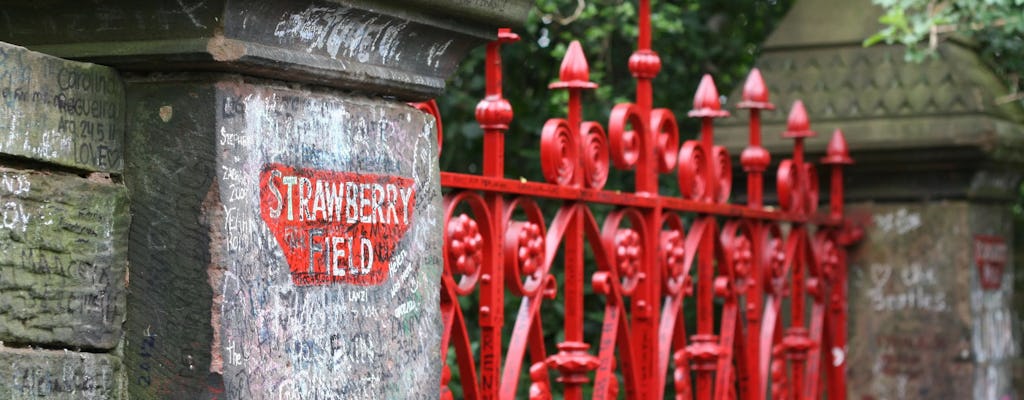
[475,28,521,179]
[688,75,730,118]
[686,74,730,202]
[822,129,854,221]
[737,68,774,110]
[781,100,816,189]
[782,100,814,138]
[821,129,853,165]
[549,41,598,90]
[739,70,774,209]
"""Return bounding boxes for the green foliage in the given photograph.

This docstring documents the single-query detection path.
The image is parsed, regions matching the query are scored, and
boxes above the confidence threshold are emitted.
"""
[865,0,1024,101]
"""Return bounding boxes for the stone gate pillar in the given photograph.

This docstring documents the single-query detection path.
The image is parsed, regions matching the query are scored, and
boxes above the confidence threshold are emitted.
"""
[0,1,528,398]
[719,0,1024,398]
[0,42,128,398]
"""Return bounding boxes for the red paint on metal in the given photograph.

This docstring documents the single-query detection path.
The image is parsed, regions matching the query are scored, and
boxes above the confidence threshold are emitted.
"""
[258,163,415,286]
[974,235,1007,290]
[411,100,443,155]
[427,1,857,398]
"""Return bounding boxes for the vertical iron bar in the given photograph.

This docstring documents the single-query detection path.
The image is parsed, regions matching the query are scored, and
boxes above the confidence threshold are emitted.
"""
[695,224,716,399]
[564,207,585,400]
[822,129,853,400]
[738,68,773,400]
[631,1,659,398]
[475,29,519,399]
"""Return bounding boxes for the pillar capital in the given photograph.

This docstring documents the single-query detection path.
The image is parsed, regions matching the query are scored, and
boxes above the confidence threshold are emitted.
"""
[718,0,1024,202]
[0,0,531,100]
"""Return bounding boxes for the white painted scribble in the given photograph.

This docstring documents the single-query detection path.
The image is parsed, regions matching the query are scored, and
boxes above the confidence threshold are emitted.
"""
[273,6,408,64]
[210,86,437,397]
[176,0,207,29]
[426,39,453,68]
[0,172,30,232]
[873,209,921,235]
[866,262,947,312]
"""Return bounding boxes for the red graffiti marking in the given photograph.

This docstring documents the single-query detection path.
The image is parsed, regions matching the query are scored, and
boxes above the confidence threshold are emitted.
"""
[259,163,415,286]
[974,235,1006,290]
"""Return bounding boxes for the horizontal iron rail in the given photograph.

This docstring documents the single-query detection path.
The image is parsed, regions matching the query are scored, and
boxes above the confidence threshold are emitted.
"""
[441,171,841,226]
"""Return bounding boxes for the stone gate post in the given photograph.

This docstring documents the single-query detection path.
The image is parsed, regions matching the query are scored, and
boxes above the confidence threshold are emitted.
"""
[0,42,128,399]
[719,0,1024,398]
[0,1,528,398]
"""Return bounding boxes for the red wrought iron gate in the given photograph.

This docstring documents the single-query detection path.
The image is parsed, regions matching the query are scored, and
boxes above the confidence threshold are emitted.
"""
[417,1,858,398]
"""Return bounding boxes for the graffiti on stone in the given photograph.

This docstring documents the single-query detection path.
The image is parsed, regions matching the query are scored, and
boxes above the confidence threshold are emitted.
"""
[0,347,123,399]
[196,83,440,398]
[865,262,947,313]
[0,168,127,349]
[271,6,410,63]
[0,42,124,172]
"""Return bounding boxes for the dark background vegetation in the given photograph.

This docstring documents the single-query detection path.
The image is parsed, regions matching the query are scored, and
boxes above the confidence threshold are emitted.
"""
[438,0,793,181]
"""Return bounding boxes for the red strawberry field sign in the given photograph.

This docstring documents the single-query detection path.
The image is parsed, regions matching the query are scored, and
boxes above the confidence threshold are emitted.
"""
[259,163,415,286]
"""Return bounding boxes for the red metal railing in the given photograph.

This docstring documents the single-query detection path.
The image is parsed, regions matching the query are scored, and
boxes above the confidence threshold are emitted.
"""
[420,1,858,398]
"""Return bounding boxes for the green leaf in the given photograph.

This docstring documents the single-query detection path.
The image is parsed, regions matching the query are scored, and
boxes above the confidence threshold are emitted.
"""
[864,32,889,47]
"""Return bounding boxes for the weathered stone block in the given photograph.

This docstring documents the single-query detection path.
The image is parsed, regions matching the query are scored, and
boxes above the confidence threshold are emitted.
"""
[846,201,1017,399]
[0,0,530,101]
[0,346,124,399]
[0,42,124,172]
[0,167,128,350]
[125,76,441,399]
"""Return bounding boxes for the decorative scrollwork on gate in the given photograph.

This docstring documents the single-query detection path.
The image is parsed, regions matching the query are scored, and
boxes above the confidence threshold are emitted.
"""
[423,1,857,399]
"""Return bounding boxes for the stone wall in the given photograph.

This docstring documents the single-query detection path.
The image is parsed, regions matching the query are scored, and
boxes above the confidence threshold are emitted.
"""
[0,42,128,399]
[846,202,1017,399]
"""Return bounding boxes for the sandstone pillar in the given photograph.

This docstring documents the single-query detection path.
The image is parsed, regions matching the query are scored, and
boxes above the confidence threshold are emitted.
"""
[0,42,129,399]
[0,1,528,398]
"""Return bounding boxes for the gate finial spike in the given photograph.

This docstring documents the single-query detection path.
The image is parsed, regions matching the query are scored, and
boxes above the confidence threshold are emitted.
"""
[737,68,774,110]
[688,74,729,118]
[782,100,815,138]
[549,41,598,90]
[822,129,853,165]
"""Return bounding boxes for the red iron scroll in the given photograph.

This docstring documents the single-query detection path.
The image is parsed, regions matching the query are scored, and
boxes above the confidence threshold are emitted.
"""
[425,2,857,398]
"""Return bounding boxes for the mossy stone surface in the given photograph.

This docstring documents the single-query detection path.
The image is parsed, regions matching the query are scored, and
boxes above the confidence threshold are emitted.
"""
[0,346,125,399]
[0,167,128,350]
